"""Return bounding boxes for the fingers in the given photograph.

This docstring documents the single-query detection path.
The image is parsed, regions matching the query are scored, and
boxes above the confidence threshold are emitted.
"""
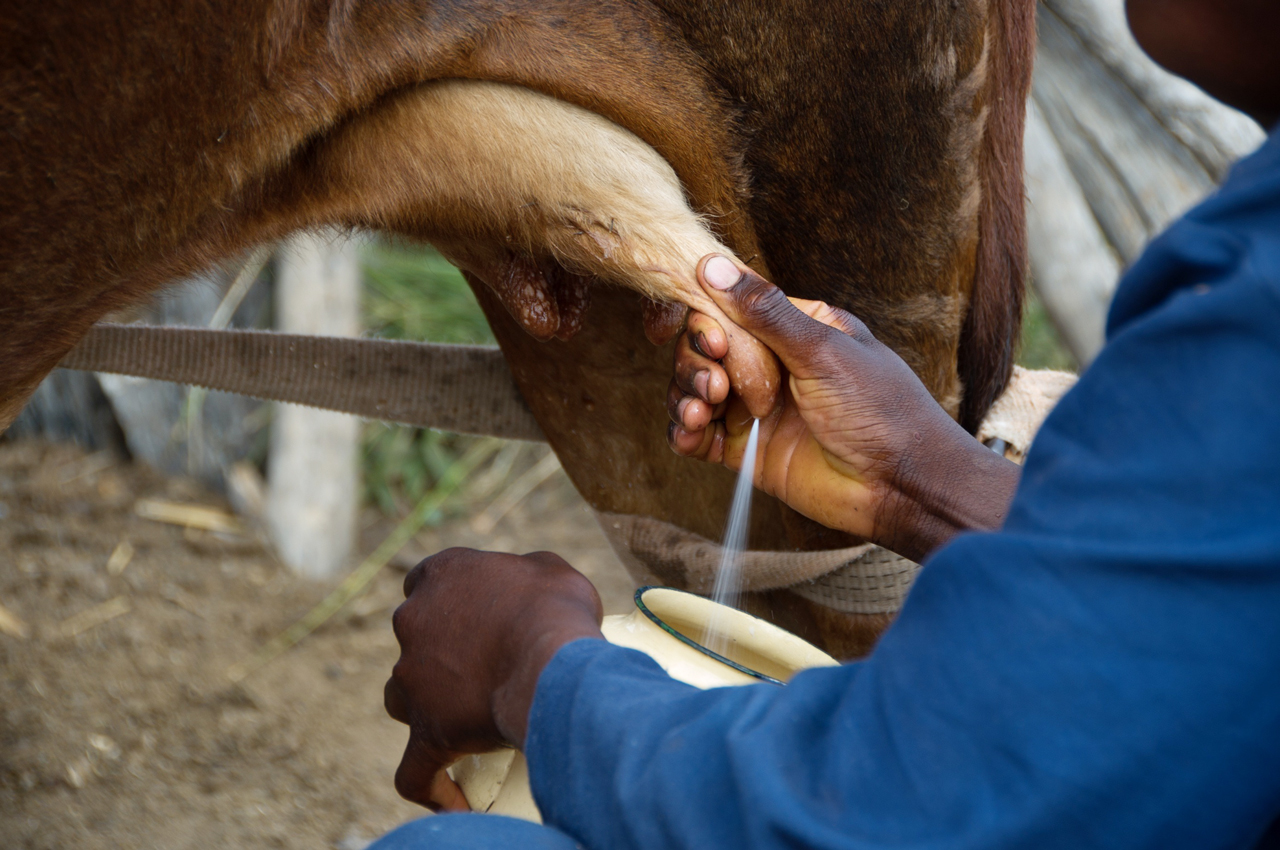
[673,332,729,405]
[668,420,725,462]
[385,677,410,724]
[429,769,472,813]
[686,312,728,360]
[395,735,469,811]
[400,546,476,598]
[393,734,442,807]
[667,311,729,435]
[521,550,607,625]
[521,549,573,570]
[669,399,761,467]
[403,560,426,598]
[667,380,721,432]
[698,255,861,379]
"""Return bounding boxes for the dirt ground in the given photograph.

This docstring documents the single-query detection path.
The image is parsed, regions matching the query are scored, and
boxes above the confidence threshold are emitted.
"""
[0,438,636,849]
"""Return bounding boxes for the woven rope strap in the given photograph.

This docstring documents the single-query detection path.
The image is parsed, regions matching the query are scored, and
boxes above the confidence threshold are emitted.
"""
[976,365,1078,462]
[594,366,1078,615]
[60,324,544,442]
[593,511,919,615]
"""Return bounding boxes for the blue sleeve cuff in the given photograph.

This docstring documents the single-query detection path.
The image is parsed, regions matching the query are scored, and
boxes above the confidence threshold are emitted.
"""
[524,638,694,825]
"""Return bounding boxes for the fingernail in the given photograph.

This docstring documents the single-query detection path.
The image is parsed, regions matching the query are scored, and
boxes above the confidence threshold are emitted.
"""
[692,332,708,357]
[703,256,741,290]
[694,370,710,400]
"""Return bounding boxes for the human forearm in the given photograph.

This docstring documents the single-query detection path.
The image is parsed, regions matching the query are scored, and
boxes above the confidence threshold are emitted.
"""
[874,419,1022,562]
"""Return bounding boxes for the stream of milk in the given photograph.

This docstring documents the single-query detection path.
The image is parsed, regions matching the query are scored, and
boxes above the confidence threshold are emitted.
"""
[704,417,761,658]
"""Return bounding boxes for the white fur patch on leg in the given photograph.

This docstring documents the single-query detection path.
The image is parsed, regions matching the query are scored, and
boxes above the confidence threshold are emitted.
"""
[312,79,779,411]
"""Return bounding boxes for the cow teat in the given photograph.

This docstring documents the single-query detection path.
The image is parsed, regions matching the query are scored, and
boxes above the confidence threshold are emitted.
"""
[467,253,594,343]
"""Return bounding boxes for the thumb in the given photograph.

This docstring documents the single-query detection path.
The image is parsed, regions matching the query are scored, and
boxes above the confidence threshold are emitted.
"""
[698,255,843,379]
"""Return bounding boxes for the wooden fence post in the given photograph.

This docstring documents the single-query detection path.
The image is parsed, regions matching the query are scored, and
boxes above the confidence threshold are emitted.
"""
[266,231,362,580]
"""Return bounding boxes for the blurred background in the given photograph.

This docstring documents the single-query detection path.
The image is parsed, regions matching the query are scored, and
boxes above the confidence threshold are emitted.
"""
[0,0,1264,846]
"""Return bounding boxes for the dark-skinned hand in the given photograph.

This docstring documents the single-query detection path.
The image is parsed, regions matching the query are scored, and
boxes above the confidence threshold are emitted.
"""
[384,548,604,811]
[668,255,1021,561]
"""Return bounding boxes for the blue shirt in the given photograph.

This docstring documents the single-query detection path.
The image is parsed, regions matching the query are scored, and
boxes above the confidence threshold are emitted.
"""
[524,129,1280,849]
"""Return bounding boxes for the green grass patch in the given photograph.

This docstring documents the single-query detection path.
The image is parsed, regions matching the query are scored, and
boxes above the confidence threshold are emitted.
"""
[1017,287,1078,373]
[362,241,494,346]
[360,241,496,516]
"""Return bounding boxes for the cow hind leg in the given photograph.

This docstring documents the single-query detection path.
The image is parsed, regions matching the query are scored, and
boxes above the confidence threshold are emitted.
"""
[286,79,782,416]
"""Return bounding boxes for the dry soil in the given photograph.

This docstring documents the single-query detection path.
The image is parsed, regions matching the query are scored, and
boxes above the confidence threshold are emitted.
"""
[0,438,635,849]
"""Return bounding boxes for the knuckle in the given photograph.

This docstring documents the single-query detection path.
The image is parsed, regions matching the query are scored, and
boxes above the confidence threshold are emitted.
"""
[384,677,408,721]
[402,563,424,597]
[673,335,697,370]
[850,320,876,345]
[525,550,570,571]
[812,333,863,375]
[666,381,683,412]
[831,306,867,337]
[734,274,788,323]
[394,766,421,804]
[391,604,408,643]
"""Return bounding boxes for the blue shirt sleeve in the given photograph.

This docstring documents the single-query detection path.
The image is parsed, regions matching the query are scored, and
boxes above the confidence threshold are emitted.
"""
[525,135,1280,850]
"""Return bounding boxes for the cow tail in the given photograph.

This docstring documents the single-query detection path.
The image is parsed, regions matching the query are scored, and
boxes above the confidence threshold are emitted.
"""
[957,0,1037,434]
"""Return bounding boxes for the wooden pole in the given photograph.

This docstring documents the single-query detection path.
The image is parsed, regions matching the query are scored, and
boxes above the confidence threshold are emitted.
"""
[266,231,362,580]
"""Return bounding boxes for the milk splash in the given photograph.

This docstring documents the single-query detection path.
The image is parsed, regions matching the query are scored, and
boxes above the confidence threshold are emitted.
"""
[704,417,761,658]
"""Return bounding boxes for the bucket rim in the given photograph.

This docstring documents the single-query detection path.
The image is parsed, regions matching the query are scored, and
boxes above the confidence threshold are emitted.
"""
[633,585,785,686]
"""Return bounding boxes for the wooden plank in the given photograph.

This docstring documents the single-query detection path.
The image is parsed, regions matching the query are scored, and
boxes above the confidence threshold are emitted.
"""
[134,498,243,534]
[1040,0,1264,182]
[0,602,30,640]
[1024,0,1263,363]
[1033,5,1216,264]
[59,597,131,638]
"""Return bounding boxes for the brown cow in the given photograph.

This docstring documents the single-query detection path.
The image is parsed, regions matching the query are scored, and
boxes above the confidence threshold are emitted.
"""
[0,0,1034,656]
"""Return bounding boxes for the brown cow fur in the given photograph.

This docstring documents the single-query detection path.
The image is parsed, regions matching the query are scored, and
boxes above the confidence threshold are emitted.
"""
[0,0,1034,656]
[0,0,758,425]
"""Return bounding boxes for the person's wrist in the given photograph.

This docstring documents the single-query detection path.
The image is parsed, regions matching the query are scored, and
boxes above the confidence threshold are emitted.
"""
[873,417,1021,561]
[490,609,604,748]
